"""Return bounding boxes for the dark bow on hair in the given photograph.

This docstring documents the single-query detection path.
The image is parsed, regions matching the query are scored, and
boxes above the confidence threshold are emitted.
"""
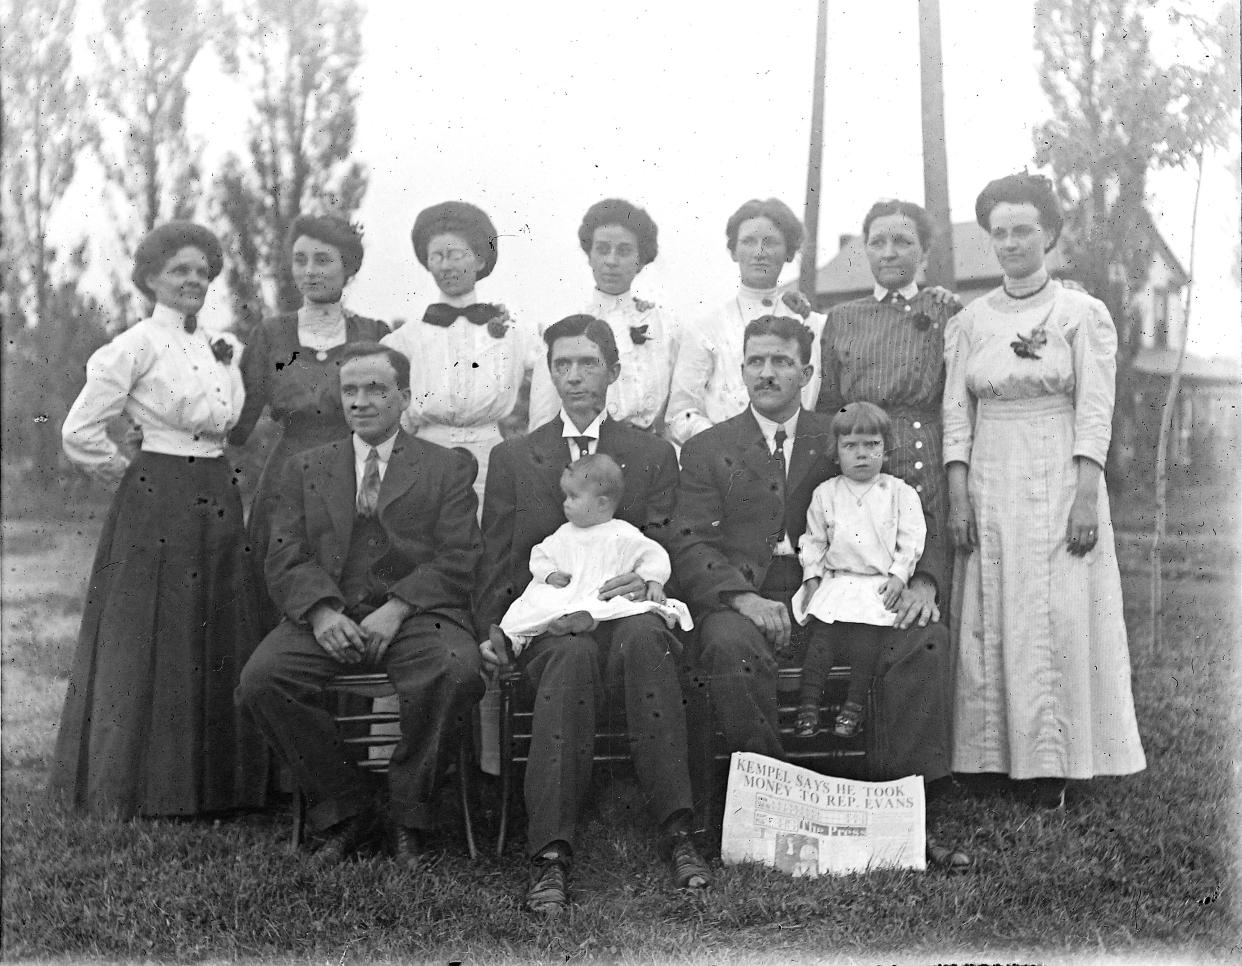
[423,303,499,328]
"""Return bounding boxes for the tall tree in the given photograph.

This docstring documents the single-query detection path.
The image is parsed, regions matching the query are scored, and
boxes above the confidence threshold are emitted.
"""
[1033,0,1240,470]
[0,0,103,475]
[214,0,368,318]
[93,0,210,243]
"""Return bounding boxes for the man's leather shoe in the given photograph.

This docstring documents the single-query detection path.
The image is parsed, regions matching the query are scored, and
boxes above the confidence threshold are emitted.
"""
[392,826,426,872]
[525,847,570,917]
[312,811,381,863]
[667,830,712,890]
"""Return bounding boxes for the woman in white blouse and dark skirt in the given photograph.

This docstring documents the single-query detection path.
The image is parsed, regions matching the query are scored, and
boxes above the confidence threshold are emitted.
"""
[528,198,679,433]
[51,222,268,819]
[666,197,827,446]
[383,201,534,506]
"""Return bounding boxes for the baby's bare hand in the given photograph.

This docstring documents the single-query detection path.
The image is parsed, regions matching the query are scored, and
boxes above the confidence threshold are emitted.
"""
[546,572,571,588]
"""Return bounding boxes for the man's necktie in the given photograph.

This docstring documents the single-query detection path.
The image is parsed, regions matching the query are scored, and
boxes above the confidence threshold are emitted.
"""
[884,290,906,306]
[772,426,788,542]
[357,447,381,516]
[573,436,592,460]
[183,313,197,333]
[422,303,496,327]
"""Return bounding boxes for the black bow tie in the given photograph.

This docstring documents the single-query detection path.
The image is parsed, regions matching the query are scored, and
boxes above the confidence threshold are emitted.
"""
[422,303,497,327]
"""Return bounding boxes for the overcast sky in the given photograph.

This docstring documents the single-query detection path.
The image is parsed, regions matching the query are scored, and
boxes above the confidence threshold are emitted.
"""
[67,0,1241,357]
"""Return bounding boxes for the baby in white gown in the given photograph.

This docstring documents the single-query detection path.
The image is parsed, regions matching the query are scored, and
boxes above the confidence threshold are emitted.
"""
[495,454,692,656]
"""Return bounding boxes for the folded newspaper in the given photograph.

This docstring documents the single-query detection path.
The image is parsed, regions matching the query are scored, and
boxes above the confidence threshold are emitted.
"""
[721,752,926,876]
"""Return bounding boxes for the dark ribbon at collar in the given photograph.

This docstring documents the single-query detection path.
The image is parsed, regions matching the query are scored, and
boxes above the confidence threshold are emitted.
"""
[422,303,497,327]
[183,313,198,334]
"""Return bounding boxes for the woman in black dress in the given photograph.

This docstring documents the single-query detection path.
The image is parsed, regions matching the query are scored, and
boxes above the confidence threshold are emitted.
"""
[52,221,267,818]
[230,214,389,630]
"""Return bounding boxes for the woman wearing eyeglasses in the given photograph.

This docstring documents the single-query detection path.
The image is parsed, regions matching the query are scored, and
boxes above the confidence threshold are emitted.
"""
[382,201,535,506]
[528,198,680,434]
[666,197,826,446]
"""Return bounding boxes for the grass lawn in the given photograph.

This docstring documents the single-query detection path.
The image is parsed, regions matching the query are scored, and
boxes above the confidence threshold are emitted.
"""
[1,503,1238,965]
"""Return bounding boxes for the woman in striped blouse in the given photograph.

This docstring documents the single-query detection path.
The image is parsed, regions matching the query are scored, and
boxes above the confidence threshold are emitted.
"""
[816,200,960,624]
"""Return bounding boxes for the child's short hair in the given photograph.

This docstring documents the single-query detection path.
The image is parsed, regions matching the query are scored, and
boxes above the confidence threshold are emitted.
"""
[563,453,626,505]
[829,401,892,447]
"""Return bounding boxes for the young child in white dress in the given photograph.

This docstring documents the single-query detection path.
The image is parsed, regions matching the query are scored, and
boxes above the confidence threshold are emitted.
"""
[792,402,926,738]
[492,454,691,657]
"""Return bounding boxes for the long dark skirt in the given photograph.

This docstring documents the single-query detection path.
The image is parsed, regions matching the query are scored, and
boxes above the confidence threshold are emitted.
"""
[50,453,269,818]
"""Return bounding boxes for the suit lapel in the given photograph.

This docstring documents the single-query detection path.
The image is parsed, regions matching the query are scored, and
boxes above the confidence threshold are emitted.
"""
[787,409,826,498]
[375,432,421,519]
[737,410,777,484]
[323,439,357,551]
[530,417,572,485]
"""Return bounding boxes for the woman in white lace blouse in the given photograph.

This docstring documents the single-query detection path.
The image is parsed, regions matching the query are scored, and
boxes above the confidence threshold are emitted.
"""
[666,197,826,446]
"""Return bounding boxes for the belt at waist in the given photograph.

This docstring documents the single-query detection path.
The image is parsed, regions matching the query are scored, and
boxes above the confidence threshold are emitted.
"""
[976,395,1073,419]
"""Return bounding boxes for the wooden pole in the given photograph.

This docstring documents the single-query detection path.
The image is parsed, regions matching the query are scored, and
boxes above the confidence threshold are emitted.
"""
[800,0,829,302]
[918,0,955,288]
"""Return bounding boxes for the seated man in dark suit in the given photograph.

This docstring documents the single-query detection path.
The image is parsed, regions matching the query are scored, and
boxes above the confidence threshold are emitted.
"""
[673,317,960,844]
[237,342,483,868]
[478,314,710,916]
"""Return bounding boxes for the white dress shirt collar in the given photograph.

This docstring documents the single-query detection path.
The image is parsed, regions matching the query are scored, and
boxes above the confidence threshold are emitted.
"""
[352,430,398,485]
[560,407,607,440]
[750,406,800,450]
[873,281,920,303]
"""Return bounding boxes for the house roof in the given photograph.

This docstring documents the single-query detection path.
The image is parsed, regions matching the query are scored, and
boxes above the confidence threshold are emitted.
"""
[1133,347,1241,384]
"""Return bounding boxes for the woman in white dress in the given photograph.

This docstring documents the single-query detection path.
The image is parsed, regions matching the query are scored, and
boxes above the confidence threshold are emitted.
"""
[528,198,679,433]
[944,173,1146,808]
[383,201,534,506]
[666,197,826,446]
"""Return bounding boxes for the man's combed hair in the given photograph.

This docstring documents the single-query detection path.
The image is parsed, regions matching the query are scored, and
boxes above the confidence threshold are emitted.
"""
[338,341,411,390]
[743,315,815,365]
[566,453,626,505]
[542,314,620,368]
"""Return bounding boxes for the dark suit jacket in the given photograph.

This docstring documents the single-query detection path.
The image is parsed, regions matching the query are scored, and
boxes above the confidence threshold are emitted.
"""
[266,431,481,630]
[672,408,836,618]
[476,416,679,635]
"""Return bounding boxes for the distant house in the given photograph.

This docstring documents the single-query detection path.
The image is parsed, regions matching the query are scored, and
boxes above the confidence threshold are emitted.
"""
[807,218,1240,478]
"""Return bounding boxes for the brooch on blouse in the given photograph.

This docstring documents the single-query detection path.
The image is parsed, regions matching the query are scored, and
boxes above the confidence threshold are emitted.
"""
[632,296,655,314]
[1010,320,1048,359]
[486,304,512,340]
[630,324,652,345]
[211,338,234,364]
